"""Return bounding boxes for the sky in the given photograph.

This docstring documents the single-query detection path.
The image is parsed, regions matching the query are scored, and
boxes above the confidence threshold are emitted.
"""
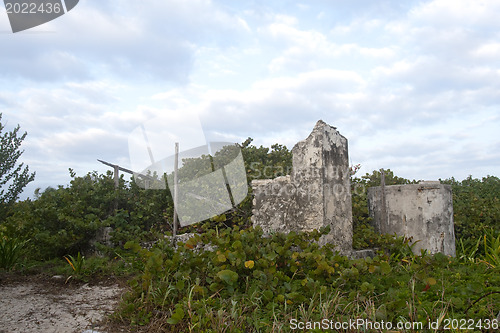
[1,0,499,200]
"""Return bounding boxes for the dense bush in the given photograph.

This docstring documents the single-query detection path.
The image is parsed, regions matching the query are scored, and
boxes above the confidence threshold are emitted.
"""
[241,138,292,181]
[442,176,500,252]
[117,226,499,332]
[4,170,117,259]
[2,169,172,260]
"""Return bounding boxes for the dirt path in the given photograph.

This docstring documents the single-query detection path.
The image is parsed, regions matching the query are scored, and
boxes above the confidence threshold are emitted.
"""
[0,275,127,333]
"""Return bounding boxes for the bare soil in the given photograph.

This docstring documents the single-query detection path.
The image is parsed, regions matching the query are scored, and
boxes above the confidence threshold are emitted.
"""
[0,274,129,333]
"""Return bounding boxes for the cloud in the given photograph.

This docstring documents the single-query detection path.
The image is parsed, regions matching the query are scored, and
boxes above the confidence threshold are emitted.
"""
[263,15,397,73]
[472,42,500,60]
[0,0,251,83]
[2,0,500,199]
[196,68,366,140]
[409,0,500,28]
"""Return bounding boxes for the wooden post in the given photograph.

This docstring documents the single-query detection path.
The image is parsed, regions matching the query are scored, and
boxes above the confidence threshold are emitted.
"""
[113,165,119,212]
[172,142,179,243]
[380,169,387,226]
[113,165,119,189]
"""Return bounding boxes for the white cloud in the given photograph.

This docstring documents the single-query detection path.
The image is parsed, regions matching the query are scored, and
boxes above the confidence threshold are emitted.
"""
[2,0,500,199]
[472,42,500,59]
[264,16,397,73]
[409,0,500,28]
[331,18,384,36]
[0,0,252,83]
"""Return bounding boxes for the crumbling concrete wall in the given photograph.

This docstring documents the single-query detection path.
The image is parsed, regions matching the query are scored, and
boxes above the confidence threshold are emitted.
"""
[367,181,455,256]
[251,120,352,253]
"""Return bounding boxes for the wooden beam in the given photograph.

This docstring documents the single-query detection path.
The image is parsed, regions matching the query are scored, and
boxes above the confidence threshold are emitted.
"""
[97,159,155,180]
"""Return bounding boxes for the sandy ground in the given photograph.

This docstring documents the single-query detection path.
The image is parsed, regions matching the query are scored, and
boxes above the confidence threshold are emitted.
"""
[0,275,127,333]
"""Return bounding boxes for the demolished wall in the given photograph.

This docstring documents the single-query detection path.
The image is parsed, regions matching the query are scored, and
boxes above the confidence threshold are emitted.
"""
[251,120,352,253]
[367,181,456,256]
[251,120,456,257]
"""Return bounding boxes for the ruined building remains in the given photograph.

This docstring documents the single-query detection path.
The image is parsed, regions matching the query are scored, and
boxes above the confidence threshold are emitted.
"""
[251,120,353,253]
[367,181,455,256]
[251,120,456,257]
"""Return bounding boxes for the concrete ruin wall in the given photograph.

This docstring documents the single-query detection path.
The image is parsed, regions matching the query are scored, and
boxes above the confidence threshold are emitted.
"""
[251,120,456,257]
[251,120,352,253]
[367,181,456,256]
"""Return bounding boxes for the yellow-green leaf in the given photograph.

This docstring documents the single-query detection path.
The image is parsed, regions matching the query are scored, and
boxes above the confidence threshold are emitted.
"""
[426,277,437,286]
[244,260,255,269]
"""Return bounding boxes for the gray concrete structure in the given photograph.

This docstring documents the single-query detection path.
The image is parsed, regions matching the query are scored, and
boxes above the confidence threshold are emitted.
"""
[251,120,352,253]
[367,181,456,256]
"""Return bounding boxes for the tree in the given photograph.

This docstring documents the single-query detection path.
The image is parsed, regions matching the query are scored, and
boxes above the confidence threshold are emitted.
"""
[0,113,35,219]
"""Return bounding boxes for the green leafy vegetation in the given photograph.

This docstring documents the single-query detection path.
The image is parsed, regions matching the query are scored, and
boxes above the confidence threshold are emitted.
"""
[116,227,499,332]
[0,113,35,221]
[2,169,171,260]
[0,133,499,332]
[64,251,85,275]
[442,176,500,256]
[0,234,28,270]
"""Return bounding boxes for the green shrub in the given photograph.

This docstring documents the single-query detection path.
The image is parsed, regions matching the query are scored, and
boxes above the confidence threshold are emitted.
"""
[3,170,117,259]
[483,229,500,268]
[442,176,500,254]
[0,234,28,270]
[115,225,500,332]
[2,168,173,260]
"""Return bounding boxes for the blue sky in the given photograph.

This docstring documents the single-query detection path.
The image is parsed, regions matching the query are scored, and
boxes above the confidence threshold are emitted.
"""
[1,0,499,199]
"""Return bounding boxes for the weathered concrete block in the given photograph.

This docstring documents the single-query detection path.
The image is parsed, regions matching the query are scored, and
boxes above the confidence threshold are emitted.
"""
[251,120,352,253]
[251,176,295,234]
[367,181,455,256]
